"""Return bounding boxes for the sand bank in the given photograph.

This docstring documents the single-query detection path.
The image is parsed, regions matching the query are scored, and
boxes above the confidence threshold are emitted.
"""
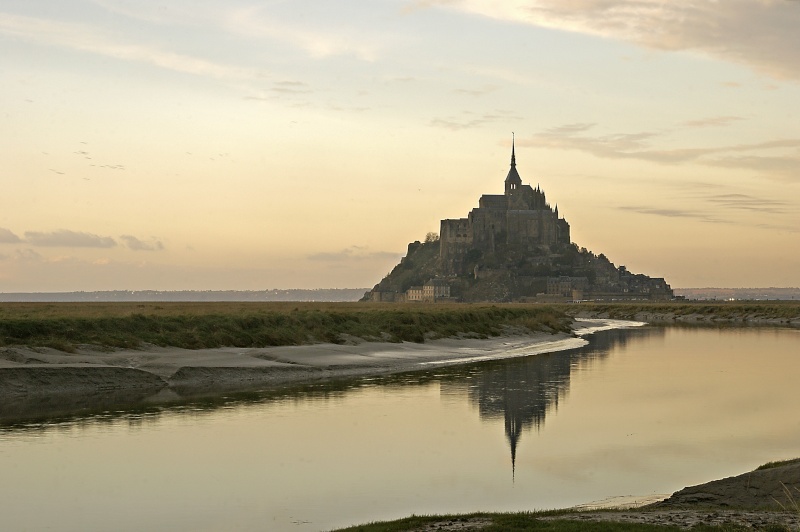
[0,319,643,421]
[544,460,800,530]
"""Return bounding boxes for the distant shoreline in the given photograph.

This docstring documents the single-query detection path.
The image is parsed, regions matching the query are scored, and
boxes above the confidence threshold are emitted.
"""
[1,286,799,302]
[0,288,369,303]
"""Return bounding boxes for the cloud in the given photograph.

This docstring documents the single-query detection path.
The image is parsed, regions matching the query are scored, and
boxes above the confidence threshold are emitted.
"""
[224,6,383,61]
[307,246,401,262]
[683,116,745,128]
[120,235,165,251]
[0,227,21,243]
[620,205,723,223]
[91,1,391,62]
[14,249,44,261]
[418,0,800,80]
[621,189,796,232]
[0,12,254,80]
[24,230,117,248]
[705,193,787,214]
[270,81,312,94]
[523,124,800,178]
[430,110,523,130]
[452,85,498,96]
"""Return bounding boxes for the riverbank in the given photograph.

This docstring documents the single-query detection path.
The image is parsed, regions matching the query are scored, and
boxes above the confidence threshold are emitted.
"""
[2,319,639,423]
[333,459,800,531]
[563,300,800,327]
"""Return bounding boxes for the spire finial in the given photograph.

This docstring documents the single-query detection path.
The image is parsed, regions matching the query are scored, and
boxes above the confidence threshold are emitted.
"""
[511,132,516,167]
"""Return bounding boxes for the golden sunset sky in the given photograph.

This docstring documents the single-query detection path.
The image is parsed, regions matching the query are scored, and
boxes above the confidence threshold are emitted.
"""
[1,0,799,291]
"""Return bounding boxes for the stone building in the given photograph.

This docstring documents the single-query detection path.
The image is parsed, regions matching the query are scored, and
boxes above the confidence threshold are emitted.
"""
[405,279,451,302]
[406,286,424,302]
[440,137,570,273]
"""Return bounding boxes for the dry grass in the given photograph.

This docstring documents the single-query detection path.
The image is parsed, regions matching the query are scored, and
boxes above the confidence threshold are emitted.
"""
[558,301,800,321]
[0,302,571,351]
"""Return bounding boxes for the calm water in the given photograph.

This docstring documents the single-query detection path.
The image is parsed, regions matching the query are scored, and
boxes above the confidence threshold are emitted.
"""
[1,326,799,531]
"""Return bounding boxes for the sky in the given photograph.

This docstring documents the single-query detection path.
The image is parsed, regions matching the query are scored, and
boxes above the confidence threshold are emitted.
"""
[2,0,800,291]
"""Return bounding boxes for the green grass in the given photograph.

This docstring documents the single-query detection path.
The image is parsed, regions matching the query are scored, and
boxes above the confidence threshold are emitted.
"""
[756,458,800,471]
[2,300,798,352]
[556,301,800,322]
[330,510,798,531]
[0,302,571,351]
[329,511,758,531]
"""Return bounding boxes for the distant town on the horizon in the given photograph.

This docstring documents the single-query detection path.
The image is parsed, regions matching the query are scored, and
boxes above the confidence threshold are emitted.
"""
[1,287,798,302]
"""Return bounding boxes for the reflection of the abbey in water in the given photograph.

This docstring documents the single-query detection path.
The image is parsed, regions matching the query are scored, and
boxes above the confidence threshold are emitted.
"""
[1,326,664,455]
[442,327,663,477]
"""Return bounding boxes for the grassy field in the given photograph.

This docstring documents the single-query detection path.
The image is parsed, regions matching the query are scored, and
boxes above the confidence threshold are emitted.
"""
[561,300,800,321]
[1,300,799,352]
[330,511,738,531]
[0,302,571,351]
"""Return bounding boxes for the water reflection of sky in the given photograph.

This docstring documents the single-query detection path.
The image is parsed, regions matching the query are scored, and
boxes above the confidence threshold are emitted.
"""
[1,326,799,532]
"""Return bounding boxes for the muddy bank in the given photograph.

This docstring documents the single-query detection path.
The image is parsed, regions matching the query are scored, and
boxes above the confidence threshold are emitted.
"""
[540,460,800,530]
[567,307,800,328]
[651,459,800,511]
[0,323,616,423]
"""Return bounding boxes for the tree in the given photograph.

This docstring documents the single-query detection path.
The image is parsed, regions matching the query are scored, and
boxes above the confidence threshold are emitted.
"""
[425,232,439,243]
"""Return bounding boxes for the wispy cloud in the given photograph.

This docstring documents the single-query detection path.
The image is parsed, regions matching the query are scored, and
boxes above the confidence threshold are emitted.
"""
[523,124,800,179]
[120,235,164,251]
[683,116,745,128]
[224,6,384,61]
[24,230,117,248]
[270,81,312,94]
[431,110,523,130]
[307,246,400,262]
[705,193,788,214]
[14,249,44,261]
[92,0,393,62]
[619,205,725,224]
[0,228,22,243]
[0,12,254,80]
[452,85,498,96]
[416,0,800,80]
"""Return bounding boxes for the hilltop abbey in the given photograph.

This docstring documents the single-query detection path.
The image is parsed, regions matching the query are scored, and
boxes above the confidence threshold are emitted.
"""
[364,137,673,303]
[440,137,570,274]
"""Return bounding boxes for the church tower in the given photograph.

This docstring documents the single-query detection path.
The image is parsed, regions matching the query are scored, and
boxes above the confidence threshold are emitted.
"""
[504,133,522,195]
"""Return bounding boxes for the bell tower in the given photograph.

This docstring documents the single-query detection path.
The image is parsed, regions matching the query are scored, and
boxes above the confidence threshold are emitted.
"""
[504,133,522,195]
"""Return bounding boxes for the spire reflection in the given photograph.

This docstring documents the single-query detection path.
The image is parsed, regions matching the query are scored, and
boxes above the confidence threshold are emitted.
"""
[466,327,661,478]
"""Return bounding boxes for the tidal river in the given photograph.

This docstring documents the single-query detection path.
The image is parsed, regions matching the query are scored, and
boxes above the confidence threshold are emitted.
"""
[1,325,799,531]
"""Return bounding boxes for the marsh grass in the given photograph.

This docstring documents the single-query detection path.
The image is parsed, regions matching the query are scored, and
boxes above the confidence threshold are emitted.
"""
[559,301,800,322]
[773,482,800,516]
[330,511,685,531]
[0,302,571,351]
[3,300,798,352]
[757,459,800,471]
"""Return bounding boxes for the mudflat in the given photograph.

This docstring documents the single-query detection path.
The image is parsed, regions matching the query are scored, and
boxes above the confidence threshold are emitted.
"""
[540,460,800,530]
[0,329,591,423]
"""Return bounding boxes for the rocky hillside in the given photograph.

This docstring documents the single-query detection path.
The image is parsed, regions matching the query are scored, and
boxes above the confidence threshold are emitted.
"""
[364,237,673,303]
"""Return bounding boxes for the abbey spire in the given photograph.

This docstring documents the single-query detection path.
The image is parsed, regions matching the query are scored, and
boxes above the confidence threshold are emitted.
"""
[505,133,522,195]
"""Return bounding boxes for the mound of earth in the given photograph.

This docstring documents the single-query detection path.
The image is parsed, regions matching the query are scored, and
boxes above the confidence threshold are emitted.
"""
[651,459,800,511]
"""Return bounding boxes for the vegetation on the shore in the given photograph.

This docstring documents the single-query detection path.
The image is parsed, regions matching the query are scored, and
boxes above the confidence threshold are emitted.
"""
[560,301,800,322]
[0,302,570,352]
[756,458,800,471]
[2,300,799,352]
[331,511,743,531]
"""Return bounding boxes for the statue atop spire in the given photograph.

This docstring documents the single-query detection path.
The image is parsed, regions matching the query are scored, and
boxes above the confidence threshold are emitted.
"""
[505,133,522,194]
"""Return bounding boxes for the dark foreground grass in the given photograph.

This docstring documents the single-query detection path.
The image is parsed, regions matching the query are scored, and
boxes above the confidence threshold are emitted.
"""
[330,511,750,531]
[557,300,800,322]
[0,302,570,352]
[331,510,795,531]
[756,458,800,471]
[3,300,798,352]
